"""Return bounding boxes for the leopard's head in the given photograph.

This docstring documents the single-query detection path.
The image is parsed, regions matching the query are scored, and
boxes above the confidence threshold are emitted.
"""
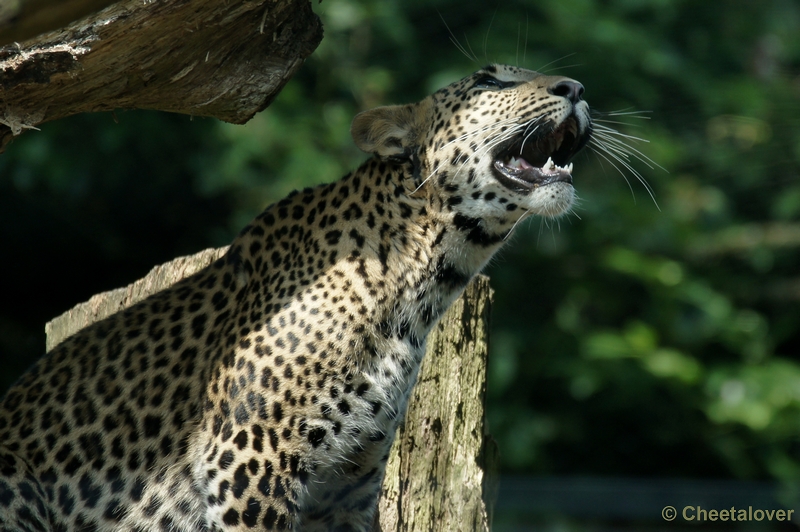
[352,64,592,232]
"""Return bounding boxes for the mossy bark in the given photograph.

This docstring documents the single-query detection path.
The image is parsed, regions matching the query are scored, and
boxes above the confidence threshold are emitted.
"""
[45,248,497,532]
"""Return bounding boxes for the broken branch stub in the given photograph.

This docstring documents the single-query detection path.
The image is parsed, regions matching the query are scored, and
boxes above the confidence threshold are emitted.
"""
[0,0,323,152]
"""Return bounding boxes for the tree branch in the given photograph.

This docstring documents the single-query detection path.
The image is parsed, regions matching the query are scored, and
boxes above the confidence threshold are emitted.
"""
[0,0,323,152]
[0,0,117,46]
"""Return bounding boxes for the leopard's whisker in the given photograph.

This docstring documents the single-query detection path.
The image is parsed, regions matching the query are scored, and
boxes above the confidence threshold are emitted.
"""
[589,139,660,210]
[592,128,665,172]
[504,208,532,241]
[441,117,521,148]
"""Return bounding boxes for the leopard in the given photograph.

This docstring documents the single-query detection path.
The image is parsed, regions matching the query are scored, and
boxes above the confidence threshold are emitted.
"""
[0,64,591,532]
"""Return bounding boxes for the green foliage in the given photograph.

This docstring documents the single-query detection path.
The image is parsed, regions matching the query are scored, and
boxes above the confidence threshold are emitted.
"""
[2,0,800,490]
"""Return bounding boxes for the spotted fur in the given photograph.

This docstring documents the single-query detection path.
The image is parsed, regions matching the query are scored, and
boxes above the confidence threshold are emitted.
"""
[0,65,592,531]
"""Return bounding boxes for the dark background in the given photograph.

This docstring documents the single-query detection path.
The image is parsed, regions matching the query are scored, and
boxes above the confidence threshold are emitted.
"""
[2,0,800,529]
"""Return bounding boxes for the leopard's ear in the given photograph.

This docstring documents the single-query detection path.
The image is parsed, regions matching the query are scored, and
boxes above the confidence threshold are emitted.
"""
[351,101,432,160]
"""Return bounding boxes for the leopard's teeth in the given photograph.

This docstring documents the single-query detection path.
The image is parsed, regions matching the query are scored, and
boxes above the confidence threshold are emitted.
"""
[506,156,534,170]
[540,157,574,175]
[505,155,573,175]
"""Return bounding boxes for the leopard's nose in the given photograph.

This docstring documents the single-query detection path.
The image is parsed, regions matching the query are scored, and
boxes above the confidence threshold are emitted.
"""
[548,80,585,104]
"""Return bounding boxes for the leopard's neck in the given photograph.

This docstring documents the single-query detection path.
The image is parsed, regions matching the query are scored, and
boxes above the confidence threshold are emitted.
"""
[230,158,500,368]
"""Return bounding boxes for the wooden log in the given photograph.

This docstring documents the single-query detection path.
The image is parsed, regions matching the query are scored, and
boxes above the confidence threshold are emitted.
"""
[45,248,498,531]
[374,275,497,532]
[0,0,323,152]
[45,247,228,351]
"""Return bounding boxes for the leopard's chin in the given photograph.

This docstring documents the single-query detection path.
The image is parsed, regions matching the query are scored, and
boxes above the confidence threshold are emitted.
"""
[526,181,575,218]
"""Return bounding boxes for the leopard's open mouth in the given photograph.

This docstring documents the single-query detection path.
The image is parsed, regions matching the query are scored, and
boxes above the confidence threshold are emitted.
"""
[492,115,591,192]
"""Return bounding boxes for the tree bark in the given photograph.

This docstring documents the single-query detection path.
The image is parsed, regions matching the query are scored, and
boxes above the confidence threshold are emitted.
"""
[0,0,323,152]
[374,275,498,532]
[0,0,117,45]
[45,249,498,532]
[45,247,228,351]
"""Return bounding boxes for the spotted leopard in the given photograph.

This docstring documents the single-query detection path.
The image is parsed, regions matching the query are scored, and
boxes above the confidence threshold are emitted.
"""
[0,64,591,531]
